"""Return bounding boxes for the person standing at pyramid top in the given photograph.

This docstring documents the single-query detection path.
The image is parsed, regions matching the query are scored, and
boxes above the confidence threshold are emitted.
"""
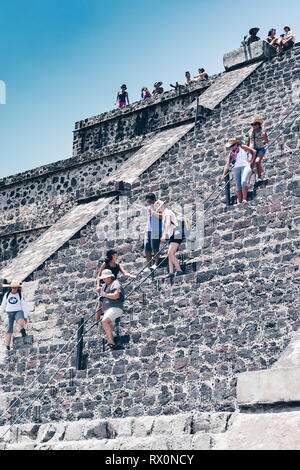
[115,84,129,109]
[0,280,28,351]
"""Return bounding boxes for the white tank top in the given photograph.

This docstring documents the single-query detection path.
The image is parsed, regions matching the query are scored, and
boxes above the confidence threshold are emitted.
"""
[234,147,251,168]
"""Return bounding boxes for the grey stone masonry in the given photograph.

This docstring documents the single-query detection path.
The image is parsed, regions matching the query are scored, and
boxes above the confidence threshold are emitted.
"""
[0,196,114,282]
[223,41,276,71]
[0,45,299,449]
[106,123,194,186]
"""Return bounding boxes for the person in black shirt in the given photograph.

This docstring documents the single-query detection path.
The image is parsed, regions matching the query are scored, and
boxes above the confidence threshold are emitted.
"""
[96,249,136,293]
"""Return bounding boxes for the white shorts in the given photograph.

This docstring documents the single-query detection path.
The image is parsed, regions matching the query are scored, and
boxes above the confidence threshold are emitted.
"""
[102,307,123,325]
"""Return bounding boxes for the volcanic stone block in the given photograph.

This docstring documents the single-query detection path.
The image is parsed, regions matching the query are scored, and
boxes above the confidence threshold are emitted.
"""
[12,335,34,350]
[237,367,300,406]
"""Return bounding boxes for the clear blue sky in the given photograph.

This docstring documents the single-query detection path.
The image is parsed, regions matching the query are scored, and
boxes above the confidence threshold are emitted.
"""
[0,0,299,178]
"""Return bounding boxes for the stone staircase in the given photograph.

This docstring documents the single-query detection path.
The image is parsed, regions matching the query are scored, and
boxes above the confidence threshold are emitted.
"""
[0,46,298,449]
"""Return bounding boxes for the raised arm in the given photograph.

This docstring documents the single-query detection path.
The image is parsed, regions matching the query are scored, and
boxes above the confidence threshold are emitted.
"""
[96,262,106,291]
[0,294,7,320]
[222,153,232,180]
[241,145,257,164]
[119,264,136,279]
[161,215,171,242]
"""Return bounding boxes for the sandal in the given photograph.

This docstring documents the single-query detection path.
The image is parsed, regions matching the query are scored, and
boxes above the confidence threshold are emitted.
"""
[105,343,115,351]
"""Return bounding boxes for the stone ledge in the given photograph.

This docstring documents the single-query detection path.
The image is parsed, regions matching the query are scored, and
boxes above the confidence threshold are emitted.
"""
[74,79,215,131]
[237,367,300,407]
[213,410,300,450]
[0,412,230,447]
[12,335,34,350]
[223,40,277,71]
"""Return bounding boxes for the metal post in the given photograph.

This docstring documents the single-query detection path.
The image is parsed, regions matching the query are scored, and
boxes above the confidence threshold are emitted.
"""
[76,318,84,370]
[225,173,231,206]
[194,97,199,134]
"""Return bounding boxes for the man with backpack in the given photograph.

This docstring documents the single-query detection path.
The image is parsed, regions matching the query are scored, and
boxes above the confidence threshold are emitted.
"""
[144,193,162,271]
[0,280,28,351]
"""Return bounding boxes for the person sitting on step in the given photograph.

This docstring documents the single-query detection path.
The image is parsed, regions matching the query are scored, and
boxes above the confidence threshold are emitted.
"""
[152,82,164,95]
[141,86,151,100]
[242,27,260,45]
[100,269,125,351]
[275,26,296,54]
[247,118,269,182]
[184,71,194,86]
[266,28,277,47]
[152,200,185,278]
[194,68,209,81]
[0,280,28,352]
[222,139,257,204]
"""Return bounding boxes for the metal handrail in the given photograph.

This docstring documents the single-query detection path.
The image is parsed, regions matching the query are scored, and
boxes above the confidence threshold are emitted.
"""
[266,102,299,139]
[0,307,97,424]
[124,175,227,293]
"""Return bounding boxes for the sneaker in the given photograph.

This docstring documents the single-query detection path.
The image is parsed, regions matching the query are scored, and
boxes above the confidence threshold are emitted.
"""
[6,346,10,351]
[151,264,158,270]
[20,328,27,338]
[167,273,175,279]
[242,200,247,203]
[175,271,184,276]
[144,267,151,273]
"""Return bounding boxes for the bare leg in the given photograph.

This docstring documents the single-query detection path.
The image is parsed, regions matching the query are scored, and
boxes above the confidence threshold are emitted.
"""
[237,190,243,203]
[17,318,26,330]
[102,318,115,345]
[145,251,152,267]
[168,243,181,273]
[5,333,12,348]
[154,250,159,266]
[242,186,248,201]
[256,152,264,179]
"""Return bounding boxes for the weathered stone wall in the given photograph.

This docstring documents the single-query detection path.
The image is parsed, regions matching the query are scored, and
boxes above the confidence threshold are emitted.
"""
[72,79,213,157]
[0,79,214,267]
[0,45,299,448]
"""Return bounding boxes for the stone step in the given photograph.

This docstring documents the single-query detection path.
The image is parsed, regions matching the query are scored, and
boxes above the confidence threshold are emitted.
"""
[0,371,233,426]
[0,411,230,449]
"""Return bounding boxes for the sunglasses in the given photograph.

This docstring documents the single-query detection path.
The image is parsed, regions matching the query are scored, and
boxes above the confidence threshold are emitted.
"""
[251,123,260,126]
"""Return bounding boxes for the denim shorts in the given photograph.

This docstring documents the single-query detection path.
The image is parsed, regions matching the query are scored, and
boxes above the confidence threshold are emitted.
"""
[5,310,25,333]
[255,148,266,155]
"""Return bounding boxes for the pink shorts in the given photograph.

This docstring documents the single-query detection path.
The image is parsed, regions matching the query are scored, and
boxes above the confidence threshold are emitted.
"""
[117,101,126,109]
